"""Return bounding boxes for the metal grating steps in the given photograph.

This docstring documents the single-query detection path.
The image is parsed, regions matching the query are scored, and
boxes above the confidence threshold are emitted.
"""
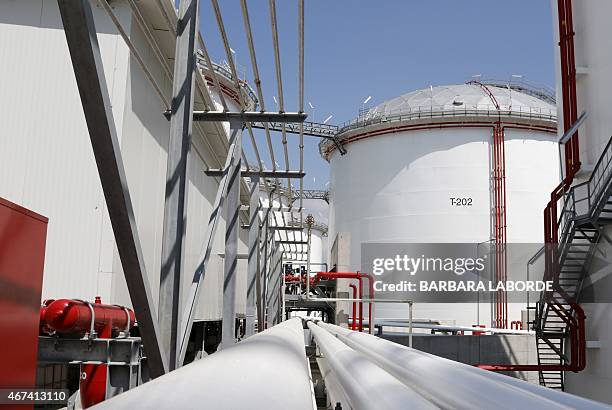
[534,137,612,390]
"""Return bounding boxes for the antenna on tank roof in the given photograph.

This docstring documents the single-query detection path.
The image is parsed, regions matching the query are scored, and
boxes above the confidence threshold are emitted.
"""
[430,85,433,110]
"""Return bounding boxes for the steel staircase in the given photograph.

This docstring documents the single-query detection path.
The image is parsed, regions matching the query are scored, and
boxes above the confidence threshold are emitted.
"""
[534,136,612,389]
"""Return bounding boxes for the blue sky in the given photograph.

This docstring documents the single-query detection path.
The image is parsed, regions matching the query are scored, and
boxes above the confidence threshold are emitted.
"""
[199,0,555,189]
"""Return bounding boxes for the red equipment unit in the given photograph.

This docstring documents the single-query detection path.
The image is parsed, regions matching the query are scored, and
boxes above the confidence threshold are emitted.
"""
[40,298,135,408]
[40,297,135,338]
[0,197,48,410]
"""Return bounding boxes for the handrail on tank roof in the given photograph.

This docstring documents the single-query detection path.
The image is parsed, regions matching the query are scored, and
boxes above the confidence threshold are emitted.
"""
[195,53,259,107]
[318,105,558,157]
[470,77,557,105]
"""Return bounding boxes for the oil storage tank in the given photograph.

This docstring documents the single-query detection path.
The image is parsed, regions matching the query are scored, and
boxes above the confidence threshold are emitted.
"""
[320,81,560,327]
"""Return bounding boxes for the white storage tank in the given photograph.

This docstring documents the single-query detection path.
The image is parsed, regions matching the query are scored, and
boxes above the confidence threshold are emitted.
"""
[320,82,560,326]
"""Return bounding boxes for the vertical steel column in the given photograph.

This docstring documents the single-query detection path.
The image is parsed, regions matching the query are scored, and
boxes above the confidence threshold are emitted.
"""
[220,119,243,349]
[159,0,199,370]
[245,177,260,337]
[178,123,242,365]
[277,251,284,323]
[268,239,278,325]
[57,0,167,377]
[281,251,286,321]
[260,218,271,329]
[408,302,413,348]
[268,244,282,325]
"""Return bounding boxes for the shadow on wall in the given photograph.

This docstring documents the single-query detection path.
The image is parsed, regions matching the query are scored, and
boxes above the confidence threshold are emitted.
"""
[383,333,539,383]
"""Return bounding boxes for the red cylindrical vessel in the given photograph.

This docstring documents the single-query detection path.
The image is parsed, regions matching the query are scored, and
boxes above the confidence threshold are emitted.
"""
[40,297,135,337]
[40,297,135,408]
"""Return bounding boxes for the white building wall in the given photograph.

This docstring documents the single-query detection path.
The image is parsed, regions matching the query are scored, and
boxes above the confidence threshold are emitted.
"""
[0,0,131,300]
[0,0,248,322]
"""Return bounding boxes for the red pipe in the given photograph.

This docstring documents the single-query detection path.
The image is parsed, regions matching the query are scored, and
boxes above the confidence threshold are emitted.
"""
[349,284,357,331]
[472,79,509,330]
[501,125,508,329]
[480,0,586,373]
[363,273,375,334]
[493,125,501,327]
[510,321,523,330]
[557,0,580,176]
[40,297,135,408]
[313,272,375,332]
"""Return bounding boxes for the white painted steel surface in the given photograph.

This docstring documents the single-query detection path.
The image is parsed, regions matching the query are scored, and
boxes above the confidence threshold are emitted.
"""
[325,85,560,327]
[0,0,248,321]
[93,318,315,410]
[551,1,612,172]
[319,322,611,410]
[551,1,612,403]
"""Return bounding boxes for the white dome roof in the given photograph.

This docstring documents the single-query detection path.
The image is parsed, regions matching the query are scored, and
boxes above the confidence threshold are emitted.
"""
[320,81,558,161]
[367,83,555,118]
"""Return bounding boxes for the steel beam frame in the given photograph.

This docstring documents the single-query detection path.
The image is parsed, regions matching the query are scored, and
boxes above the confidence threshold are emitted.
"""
[261,221,273,329]
[38,336,141,365]
[178,121,241,364]
[250,120,347,155]
[57,0,167,377]
[250,120,337,138]
[204,170,305,179]
[165,111,306,123]
[240,205,303,212]
[257,212,269,329]
[158,0,199,371]
[245,176,260,337]
[268,244,282,325]
[220,119,242,349]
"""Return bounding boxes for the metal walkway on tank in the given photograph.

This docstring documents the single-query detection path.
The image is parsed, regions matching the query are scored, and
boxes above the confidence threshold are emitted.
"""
[533,136,612,389]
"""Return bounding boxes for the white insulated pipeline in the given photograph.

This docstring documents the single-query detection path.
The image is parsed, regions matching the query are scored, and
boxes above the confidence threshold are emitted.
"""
[92,318,315,410]
[307,321,438,410]
[318,322,611,410]
[316,356,351,408]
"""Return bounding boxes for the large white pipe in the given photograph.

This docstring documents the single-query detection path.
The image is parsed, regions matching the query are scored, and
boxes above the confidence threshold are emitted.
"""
[316,357,350,409]
[93,318,315,410]
[318,322,610,410]
[306,321,438,410]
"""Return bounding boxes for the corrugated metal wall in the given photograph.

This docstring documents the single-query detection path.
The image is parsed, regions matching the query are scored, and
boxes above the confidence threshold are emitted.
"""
[0,1,131,300]
[0,0,248,321]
